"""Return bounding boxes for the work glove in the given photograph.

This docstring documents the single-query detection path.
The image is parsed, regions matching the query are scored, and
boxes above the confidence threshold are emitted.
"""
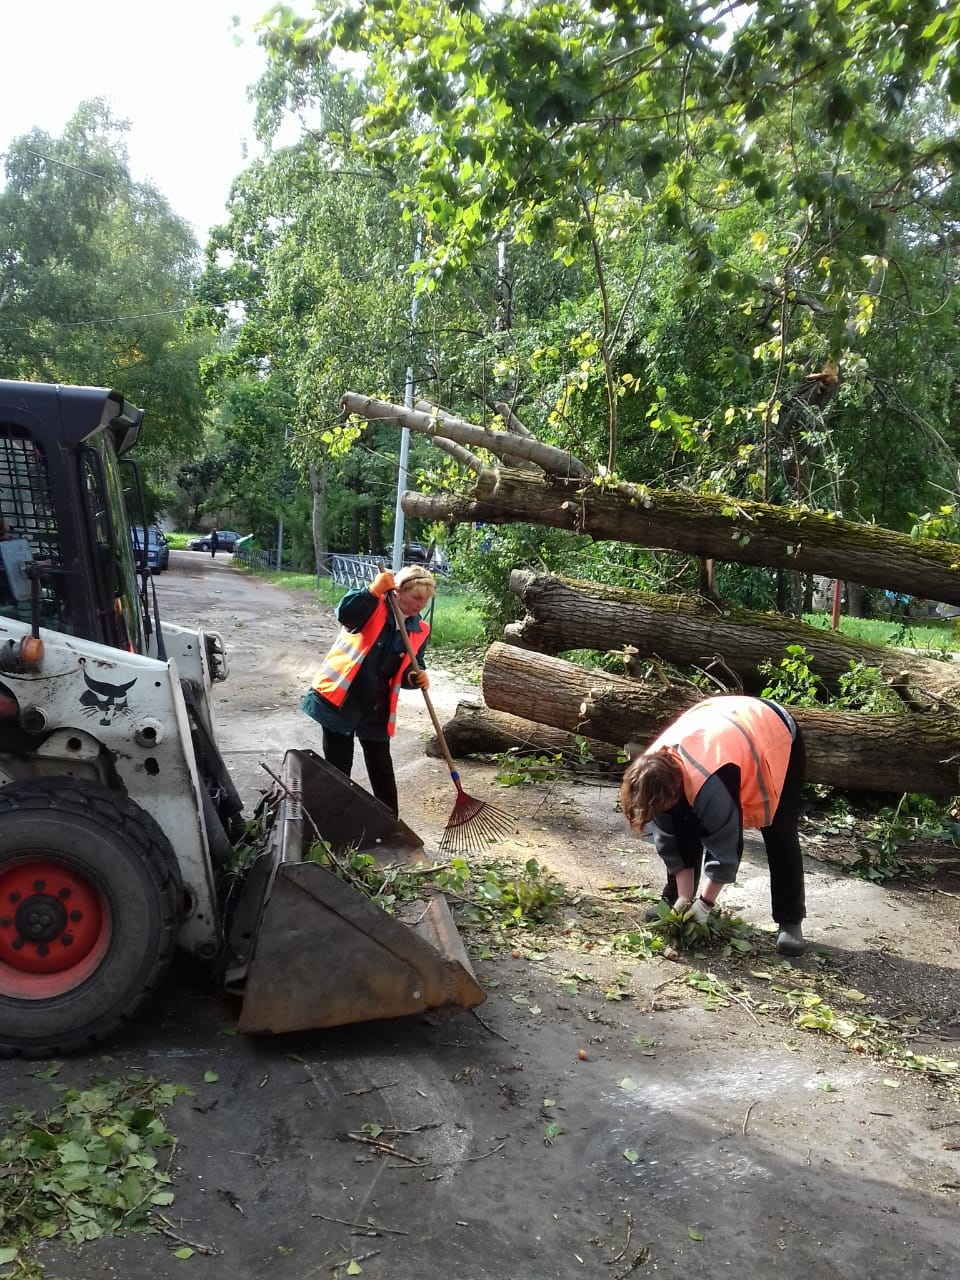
[370,570,396,597]
[672,897,693,916]
[409,670,430,690]
[684,897,713,926]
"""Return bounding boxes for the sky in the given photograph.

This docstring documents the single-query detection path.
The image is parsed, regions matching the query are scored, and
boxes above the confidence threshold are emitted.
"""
[0,0,289,244]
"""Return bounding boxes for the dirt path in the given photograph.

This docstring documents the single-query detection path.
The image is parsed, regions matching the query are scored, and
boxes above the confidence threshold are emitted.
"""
[6,552,960,1280]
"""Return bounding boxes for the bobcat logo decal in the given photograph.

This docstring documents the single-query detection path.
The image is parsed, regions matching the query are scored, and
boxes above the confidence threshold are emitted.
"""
[79,669,137,727]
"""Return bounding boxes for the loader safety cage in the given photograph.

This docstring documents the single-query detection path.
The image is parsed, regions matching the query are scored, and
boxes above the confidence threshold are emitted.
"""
[0,381,145,652]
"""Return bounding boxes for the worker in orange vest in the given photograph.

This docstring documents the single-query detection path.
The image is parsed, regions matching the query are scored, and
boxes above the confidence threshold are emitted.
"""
[620,695,807,956]
[300,565,434,814]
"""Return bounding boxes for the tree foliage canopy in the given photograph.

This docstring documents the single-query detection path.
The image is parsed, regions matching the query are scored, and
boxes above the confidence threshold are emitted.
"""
[0,102,211,473]
[248,2,960,536]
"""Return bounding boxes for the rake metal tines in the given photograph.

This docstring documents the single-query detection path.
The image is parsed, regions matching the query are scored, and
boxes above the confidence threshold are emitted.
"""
[438,789,515,857]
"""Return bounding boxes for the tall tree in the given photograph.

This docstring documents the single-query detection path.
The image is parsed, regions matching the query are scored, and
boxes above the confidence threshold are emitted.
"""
[0,100,210,471]
[258,1,960,520]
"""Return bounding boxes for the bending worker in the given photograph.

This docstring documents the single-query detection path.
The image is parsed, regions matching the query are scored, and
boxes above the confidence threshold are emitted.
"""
[619,694,807,957]
[300,565,434,815]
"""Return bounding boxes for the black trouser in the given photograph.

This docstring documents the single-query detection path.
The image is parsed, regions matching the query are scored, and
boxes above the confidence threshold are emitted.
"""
[659,730,806,925]
[321,727,398,815]
[760,729,806,925]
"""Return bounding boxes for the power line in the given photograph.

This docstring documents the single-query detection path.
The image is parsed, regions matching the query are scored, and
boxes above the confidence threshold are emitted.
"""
[0,306,192,331]
[20,147,111,181]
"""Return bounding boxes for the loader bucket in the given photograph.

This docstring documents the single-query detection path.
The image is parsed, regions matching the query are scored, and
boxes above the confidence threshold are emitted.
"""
[225,750,485,1034]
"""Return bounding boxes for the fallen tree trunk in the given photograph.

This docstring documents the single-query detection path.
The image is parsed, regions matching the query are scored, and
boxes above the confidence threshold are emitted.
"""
[400,471,960,606]
[504,570,960,707]
[425,701,624,768]
[344,391,960,602]
[481,642,960,795]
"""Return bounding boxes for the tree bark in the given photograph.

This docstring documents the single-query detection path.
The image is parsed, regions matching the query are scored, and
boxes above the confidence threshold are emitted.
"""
[400,471,960,606]
[481,642,960,795]
[414,400,538,472]
[504,570,960,707]
[341,392,591,479]
[425,700,623,768]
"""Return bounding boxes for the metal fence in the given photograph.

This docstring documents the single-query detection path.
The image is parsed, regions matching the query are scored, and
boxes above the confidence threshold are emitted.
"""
[318,553,381,589]
[232,548,444,591]
[232,545,283,572]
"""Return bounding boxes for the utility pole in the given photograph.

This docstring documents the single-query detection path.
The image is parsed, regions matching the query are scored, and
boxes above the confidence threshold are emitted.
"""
[276,422,290,570]
[391,231,421,574]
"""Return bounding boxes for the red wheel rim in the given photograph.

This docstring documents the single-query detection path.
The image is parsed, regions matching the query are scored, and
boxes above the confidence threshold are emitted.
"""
[0,858,111,998]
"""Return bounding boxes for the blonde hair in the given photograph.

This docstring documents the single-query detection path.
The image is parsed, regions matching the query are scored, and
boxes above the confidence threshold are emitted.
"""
[396,564,436,598]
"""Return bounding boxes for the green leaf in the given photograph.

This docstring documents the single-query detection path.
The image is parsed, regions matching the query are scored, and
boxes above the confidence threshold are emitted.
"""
[688,1226,704,1242]
[0,1247,19,1264]
[622,1149,639,1163]
[618,1077,638,1092]
[174,1246,194,1259]
[59,1140,90,1163]
[32,1061,62,1080]
[151,1191,176,1205]
[120,1171,144,1209]
[203,1071,219,1084]
[347,1263,362,1276]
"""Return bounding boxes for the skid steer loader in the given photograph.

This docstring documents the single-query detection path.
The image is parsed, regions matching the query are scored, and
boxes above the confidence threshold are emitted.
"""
[0,379,483,1058]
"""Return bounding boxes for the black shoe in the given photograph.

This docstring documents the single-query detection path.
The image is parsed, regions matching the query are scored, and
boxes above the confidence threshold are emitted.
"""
[776,922,806,956]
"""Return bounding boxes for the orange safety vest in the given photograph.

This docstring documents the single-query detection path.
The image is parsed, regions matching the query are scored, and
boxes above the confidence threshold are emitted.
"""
[311,597,430,737]
[646,696,794,828]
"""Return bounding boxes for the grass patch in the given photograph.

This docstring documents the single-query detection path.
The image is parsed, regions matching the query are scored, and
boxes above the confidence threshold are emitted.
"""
[803,612,958,652]
[163,532,195,550]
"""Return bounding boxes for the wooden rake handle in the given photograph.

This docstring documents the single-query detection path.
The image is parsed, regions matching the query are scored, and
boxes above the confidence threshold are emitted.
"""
[383,586,461,781]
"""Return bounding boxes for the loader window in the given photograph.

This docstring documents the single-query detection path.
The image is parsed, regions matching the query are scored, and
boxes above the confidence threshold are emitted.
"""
[0,428,71,631]
[80,440,145,655]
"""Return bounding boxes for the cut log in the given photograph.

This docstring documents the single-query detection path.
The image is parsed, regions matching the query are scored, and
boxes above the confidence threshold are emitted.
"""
[481,642,960,795]
[504,570,960,707]
[424,700,623,768]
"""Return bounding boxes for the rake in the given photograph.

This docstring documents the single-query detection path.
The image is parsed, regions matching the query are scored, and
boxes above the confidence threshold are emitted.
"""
[385,588,515,856]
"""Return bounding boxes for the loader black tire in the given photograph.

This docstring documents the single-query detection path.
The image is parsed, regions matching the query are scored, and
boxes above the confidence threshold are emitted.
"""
[0,778,182,1058]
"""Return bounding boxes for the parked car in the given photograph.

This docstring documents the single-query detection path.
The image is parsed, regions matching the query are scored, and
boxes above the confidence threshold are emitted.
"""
[130,525,168,574]
[385,542,436,565]
[187,530,244,553]
[153,527,170,571]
